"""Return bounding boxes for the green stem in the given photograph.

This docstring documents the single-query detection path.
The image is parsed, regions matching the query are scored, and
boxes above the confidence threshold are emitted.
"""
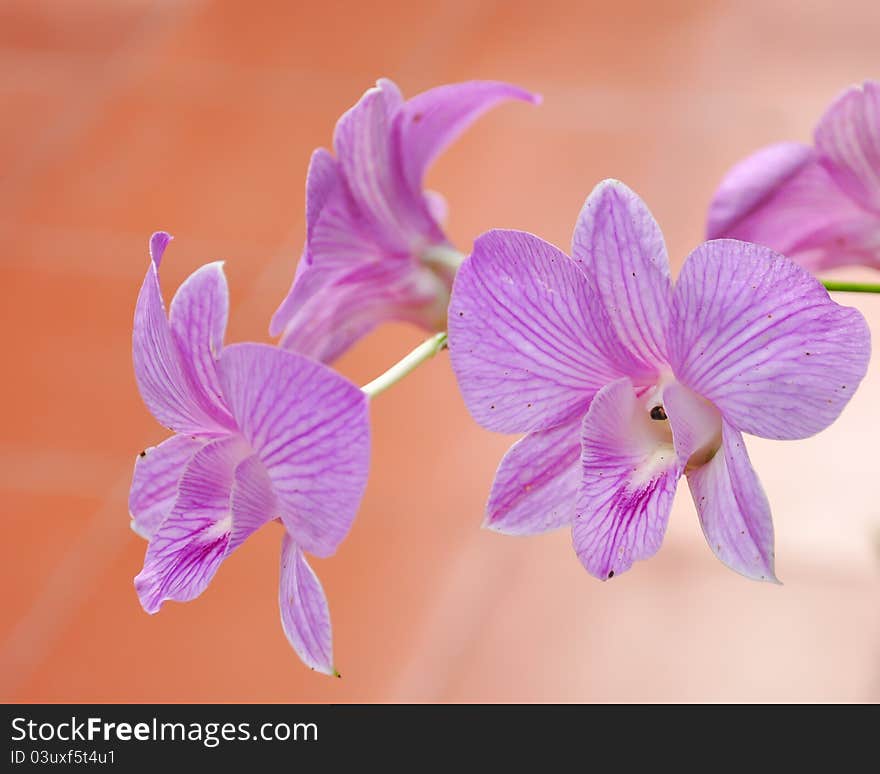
[360,332,449,399]
[821,280,880,293]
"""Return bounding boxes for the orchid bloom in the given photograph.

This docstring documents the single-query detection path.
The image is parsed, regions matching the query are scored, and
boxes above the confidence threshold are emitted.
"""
[449,181,870,581]
[130,233,370,674]
[270,78,540,363]
[707,80,880,272]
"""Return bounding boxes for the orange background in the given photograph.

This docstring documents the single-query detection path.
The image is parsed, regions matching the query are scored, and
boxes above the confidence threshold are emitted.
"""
[2,0,878,703]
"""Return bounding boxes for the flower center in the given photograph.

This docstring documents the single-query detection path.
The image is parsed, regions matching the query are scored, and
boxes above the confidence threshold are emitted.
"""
[641,379,722,473]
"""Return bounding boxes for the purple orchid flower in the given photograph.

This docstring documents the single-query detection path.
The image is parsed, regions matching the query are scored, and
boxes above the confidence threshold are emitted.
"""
[449,181,870,581]
[707,80,880,272]
[270,78,540,363]
[130,232,370,675]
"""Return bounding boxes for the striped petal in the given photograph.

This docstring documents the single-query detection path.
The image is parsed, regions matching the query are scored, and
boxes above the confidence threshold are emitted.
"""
[218,344,370,557]
[572,378,682,580]
[129,434,203,540]
[279,536,335,676]
[686,422,777,582]
[668,240,871,440]
[449,229,638,434]
[706,142,814,239]
[572,180,672,376]
[229,454,278,554]
[815,80,880,213]
[485,419,582,535]
[134,435,248,613]
[133,234,232,434]
[276,258,445,364]
[169,261,233,426]
[333,79,434,249]
[706,147,880,272]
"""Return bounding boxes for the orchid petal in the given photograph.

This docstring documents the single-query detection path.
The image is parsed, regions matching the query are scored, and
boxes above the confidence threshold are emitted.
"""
[133,264,214,434]
[150,231,172,267]
[279,535,335,675]
[686,422,777,582]
[815,80,880,213]
[133,236,230,434]
[304,148,343,246]
[269,150,348,339]
[134,435,248,613]
[169,261,234,425]
[706,152,880,272]
[229,454,278,553]
[375,77,404,114]
[218,344,370,557]
[333,80,433,249]
[485,419,582,535]
[669,239,871,440]
[706,142,814,238]
[394,80,540,198]
[572,180,672,375]
[276,259,445,363]
[269,187,386,343]
[572,378,681,580]
[129,434,203,540]
[423,189,448,225]
[449,229,638,434]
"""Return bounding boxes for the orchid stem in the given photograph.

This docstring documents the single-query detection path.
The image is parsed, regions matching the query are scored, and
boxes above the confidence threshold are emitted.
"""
[361,332,449,399]
[821,280,880,293]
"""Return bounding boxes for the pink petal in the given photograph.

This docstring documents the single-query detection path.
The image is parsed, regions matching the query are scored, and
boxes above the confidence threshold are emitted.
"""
[572,180,672,376]
[133,236,231,434]
[150,231,172,267]
[485,419,582,535]
[134,435,248,613]
[270,169,407,354]
[374,76,404,114]
[448,229,637,434]
[218,344,370,557]
[393,80,540,199]
[706,142,814,238]
[279,535,335,675]
[304,148,342,247]
[270,201,384,343]
[572,378,682,580]
[276,259,445,363]
[686,422,777,582]
[269,151,347,340]
[169,261,234,426]
[815,80,880,213]
[228,454,278,553]
[129,434,203,540]
[669,239,871,440]
[423,189,448,225]
[333,79,435,250]
[707,151,880,272]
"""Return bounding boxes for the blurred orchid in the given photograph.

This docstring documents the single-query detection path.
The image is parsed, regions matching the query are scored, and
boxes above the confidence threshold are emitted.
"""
[270,78,540,363]
[130,232,370,675]
[450,181,870,581]
[707,80,880,272]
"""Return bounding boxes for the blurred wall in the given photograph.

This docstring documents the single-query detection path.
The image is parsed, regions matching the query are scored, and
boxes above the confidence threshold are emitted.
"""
[1,0,878,702]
